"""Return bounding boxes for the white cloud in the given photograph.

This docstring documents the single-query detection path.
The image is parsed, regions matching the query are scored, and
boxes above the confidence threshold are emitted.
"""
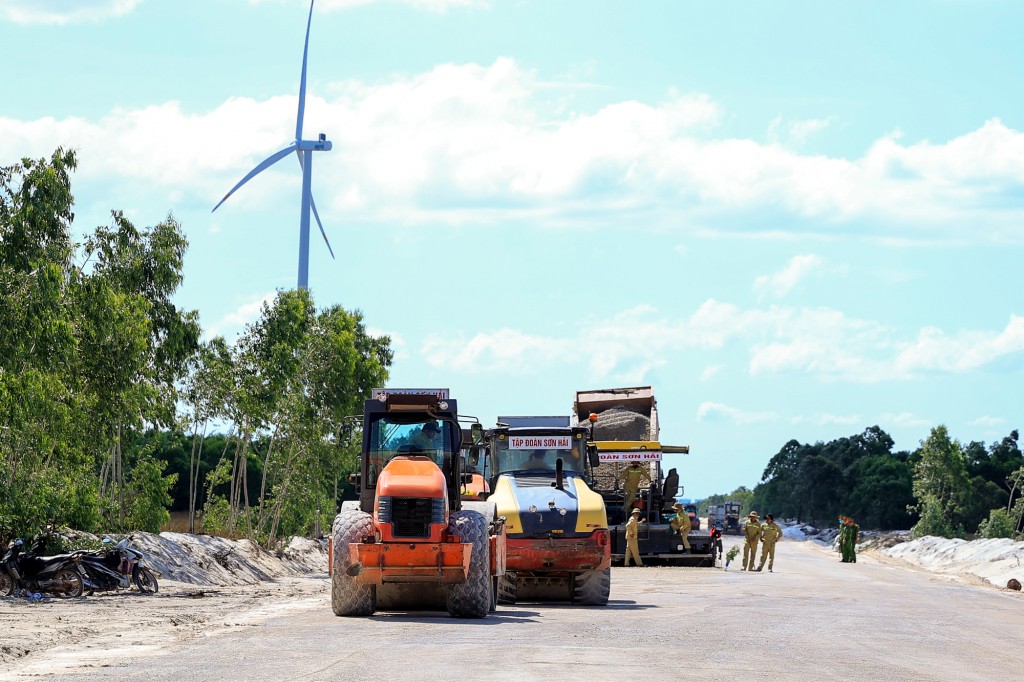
[894,315,1024,373]
[420,299,1024,384]
[696,401,777,424]
[5,60,1024,241]
[367,326,409,361]
[753,254,826,299]
[767,115,837,147]
[699,365,723,382]
[879,412,932,429]
[203,291,276,341]
[249,0,486,12]
[970,416,1007,428]
[321,0,486,10]
[790,413,864,426]
[0,0,140,24]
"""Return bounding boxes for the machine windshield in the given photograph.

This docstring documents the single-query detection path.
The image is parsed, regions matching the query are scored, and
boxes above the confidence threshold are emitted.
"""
[493,433,585,475]
[368,417,454,471]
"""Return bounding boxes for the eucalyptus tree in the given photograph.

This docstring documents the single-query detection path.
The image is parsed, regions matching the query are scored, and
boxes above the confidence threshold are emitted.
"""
[1,148,198,537]
[77,211,200,528]
[181,337,234,532]
[0,149,92,538]
[258,302,391,544]
[198,290,392,544]
[911,425,970,538]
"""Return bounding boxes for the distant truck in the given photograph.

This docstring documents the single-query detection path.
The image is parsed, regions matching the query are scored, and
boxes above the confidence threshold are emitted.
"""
[707,504,725,530]
[723,501,742,535]
[482,415,611,605]
[684,503,701,531]
[573,386,716,567]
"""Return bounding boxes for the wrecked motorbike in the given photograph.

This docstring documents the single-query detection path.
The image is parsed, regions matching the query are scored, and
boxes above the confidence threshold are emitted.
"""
[78,536,160,595]
[0,539,86,598]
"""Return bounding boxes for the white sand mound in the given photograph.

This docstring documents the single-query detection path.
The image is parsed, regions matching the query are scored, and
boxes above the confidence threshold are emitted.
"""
[884,536,1024,589]
[125,532,327,586]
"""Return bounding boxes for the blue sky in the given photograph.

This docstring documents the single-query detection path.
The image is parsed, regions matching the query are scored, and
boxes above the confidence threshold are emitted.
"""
[3,0,1022,498]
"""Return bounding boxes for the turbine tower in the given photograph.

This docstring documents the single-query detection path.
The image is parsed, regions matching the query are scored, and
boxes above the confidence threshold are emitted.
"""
[212,0,333,290]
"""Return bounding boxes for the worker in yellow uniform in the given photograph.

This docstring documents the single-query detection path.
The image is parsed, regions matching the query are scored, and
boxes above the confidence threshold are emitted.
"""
[756,513,782,572]
[618,460,652,511]
[670,502,691,553]
[742,511,761,571]
[624,507,644,567]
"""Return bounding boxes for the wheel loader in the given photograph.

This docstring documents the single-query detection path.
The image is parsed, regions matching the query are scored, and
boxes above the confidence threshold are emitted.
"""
[329,389,506,618]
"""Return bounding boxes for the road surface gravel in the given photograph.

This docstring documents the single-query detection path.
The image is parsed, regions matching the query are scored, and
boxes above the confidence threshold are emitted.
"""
[2,538,1021,681]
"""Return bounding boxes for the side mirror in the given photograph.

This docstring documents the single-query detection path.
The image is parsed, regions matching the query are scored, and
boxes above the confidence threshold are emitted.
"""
[348,472,362,493]
[588,444,601,468]
[471,422,484,445]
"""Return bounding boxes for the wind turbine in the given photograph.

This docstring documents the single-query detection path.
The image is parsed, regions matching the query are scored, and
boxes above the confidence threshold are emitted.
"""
[212,0,333,291]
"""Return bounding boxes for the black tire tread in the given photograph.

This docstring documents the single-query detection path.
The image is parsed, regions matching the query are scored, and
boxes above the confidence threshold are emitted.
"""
[331,510,376,617]
[0,569,14,597]
[572,567,611,605]
[446,511,490,618]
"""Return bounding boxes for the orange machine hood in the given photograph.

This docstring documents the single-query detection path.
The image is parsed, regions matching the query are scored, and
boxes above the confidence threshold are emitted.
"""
[378,456,447,499]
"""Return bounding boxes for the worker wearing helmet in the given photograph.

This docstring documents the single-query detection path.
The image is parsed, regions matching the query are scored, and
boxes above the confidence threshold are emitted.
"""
[624,507,645,567]
[411,422,441,450]
[756,514,782,572]
[618,460,652,511]
[742,511,761,571]
[841,516,860,563]
[670,502,691,553]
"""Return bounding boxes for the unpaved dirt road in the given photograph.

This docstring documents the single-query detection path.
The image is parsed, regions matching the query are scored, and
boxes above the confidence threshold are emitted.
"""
[3,539,1021,681]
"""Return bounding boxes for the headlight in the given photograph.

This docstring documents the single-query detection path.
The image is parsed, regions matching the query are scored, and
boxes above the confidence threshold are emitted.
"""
[378,496,392,522]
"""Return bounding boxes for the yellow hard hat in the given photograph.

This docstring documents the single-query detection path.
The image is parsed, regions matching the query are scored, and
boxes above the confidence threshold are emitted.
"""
[631,507,641,515]
[749,511,759,518]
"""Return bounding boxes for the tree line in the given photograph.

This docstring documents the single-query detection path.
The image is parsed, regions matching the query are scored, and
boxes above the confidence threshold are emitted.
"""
[5,150,1019,546]
[0,149,391,547]
[700,425,1023,538]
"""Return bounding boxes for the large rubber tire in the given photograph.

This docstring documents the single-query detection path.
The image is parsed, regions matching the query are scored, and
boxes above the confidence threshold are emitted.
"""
[497,573,517,605]
[331,510,377,617]
[572,568,610,606]
[0,569,14,596]
[134,567,159,594]
[54,569,84,598]
[446,511,490,618]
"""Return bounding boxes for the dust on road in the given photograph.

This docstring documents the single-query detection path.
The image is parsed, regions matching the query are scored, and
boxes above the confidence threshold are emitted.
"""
[2,540,1021,681]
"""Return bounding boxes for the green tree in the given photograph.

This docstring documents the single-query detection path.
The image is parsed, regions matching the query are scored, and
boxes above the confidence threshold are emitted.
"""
[198,290,391,544]
[911,425,970,538]
[1,149,196,541]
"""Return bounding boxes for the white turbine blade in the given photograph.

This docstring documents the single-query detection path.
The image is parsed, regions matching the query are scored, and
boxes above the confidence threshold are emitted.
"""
[295,151,334,259]
[296,0,315,142]
[310,194,334,259]
[212,143,298,213]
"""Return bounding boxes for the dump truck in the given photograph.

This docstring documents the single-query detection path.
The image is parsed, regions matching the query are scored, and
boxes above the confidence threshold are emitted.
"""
[684,503,701,531]
[707,504,726,530]
[723,501,742,535]
[574,386,716,567]
[483,416,611,605]
[329,388,506,618]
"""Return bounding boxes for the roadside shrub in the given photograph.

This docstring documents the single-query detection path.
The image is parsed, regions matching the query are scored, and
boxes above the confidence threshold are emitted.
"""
[977,509,1015,539]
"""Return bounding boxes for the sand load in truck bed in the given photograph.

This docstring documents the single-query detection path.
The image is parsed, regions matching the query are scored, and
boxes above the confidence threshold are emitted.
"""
[589,406,652,441]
